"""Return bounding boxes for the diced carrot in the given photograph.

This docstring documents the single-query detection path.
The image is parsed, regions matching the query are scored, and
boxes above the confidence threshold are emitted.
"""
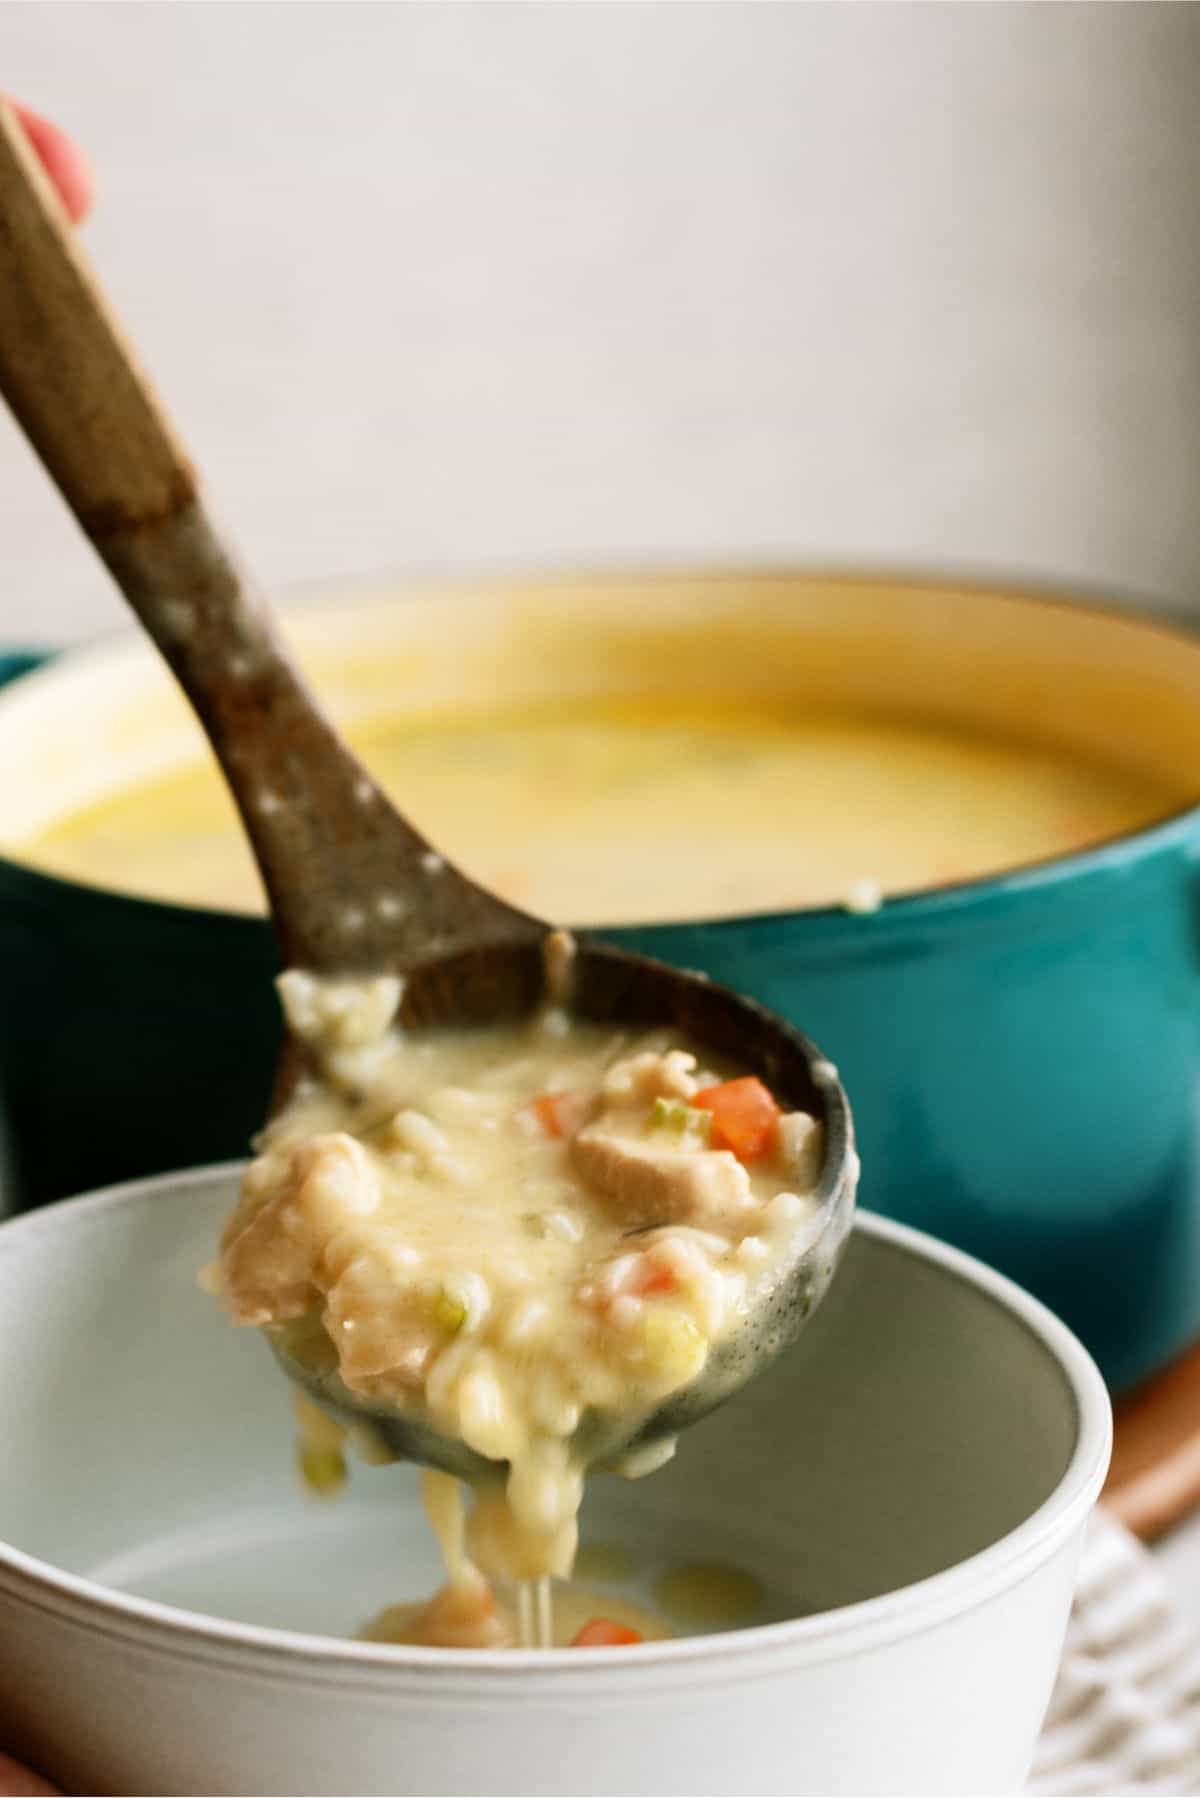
[633,1263,678,1297]
[569,1617,643,1647]
[693,1077,781,1164]
[531,1091,586,1139]
[533,1094,565,1137]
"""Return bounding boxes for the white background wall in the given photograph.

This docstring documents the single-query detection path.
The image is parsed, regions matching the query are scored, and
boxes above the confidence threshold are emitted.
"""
[3,1,1199,645]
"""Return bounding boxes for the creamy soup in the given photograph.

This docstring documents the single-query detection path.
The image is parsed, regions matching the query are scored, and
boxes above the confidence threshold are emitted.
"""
[346,1468,765,1650]
[298,1401,769,1650]
[23,698,1185,923]
[354,1470,673,1649]
[213,951,824,1628]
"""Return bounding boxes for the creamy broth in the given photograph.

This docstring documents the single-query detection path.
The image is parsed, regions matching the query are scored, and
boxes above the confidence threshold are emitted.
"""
[360,1582,672,1649]
[355,1472,672,1649]
[23,699,1184,923]
[293,1400,780,1651]
[214,958,823,1614]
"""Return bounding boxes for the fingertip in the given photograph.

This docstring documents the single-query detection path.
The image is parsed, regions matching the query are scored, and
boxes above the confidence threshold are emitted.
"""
[0,1753,59,1797]
[9,99,95,223]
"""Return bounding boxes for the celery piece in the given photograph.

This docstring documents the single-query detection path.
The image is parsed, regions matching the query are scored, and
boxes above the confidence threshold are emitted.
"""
[434,1287,469,1333]
[434,1272,490,1333]
[299,1444,347,1497]
[650,1097,712,1143]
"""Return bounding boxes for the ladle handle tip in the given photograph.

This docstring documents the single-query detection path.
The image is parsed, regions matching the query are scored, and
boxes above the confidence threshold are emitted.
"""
[0,96,197,552]
[0,96,538,974]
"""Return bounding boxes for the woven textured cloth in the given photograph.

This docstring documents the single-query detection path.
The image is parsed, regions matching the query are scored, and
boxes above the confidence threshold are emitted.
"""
[1032,1513,1200,1795]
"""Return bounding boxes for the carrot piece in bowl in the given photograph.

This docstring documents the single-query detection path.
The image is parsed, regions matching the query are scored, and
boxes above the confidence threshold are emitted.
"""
[570,1618,644,1647]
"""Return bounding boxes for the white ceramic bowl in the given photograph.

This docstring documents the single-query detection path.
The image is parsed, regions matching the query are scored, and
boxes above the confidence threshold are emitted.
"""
[0,1166,1110,1797]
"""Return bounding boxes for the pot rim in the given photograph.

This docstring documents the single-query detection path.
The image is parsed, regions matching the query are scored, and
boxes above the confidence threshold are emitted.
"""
[0,1161,1112,1682]
[0,561,1197,935]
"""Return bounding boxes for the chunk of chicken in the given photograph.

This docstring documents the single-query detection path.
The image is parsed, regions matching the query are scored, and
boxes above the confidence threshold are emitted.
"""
[361,1574,512,1649]
[220,1133,380,1326]
[323,1252,437,1388]
[571,1120,755,1230]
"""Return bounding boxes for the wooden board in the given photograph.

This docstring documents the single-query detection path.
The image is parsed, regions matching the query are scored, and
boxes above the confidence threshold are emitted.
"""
[1104,1335,1200,1540]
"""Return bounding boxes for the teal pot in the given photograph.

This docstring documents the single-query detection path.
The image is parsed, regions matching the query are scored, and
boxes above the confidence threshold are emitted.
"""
[0,573,1198,1391]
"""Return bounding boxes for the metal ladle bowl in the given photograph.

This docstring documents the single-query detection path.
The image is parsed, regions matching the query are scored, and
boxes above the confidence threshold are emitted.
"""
[272,937,857,1483]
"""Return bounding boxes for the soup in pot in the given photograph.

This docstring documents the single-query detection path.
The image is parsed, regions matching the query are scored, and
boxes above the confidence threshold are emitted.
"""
[20,697,1187,922]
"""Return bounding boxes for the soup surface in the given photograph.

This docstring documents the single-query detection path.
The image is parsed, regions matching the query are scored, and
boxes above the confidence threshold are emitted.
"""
[22,698,1185,922]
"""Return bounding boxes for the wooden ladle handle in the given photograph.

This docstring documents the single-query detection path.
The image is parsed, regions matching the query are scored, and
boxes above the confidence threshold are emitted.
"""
[0,100,197,547]
[0,97,537,975]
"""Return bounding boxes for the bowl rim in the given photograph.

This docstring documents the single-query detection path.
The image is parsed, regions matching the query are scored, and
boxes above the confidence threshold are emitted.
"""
[0,562,1198,936]
[0,1161,1112,1680]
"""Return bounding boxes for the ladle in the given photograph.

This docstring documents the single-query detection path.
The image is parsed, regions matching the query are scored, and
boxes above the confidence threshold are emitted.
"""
[0,98,857,1483]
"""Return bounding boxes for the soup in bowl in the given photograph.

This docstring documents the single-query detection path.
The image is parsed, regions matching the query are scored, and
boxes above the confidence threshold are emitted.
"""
[0,571,1197,1385]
